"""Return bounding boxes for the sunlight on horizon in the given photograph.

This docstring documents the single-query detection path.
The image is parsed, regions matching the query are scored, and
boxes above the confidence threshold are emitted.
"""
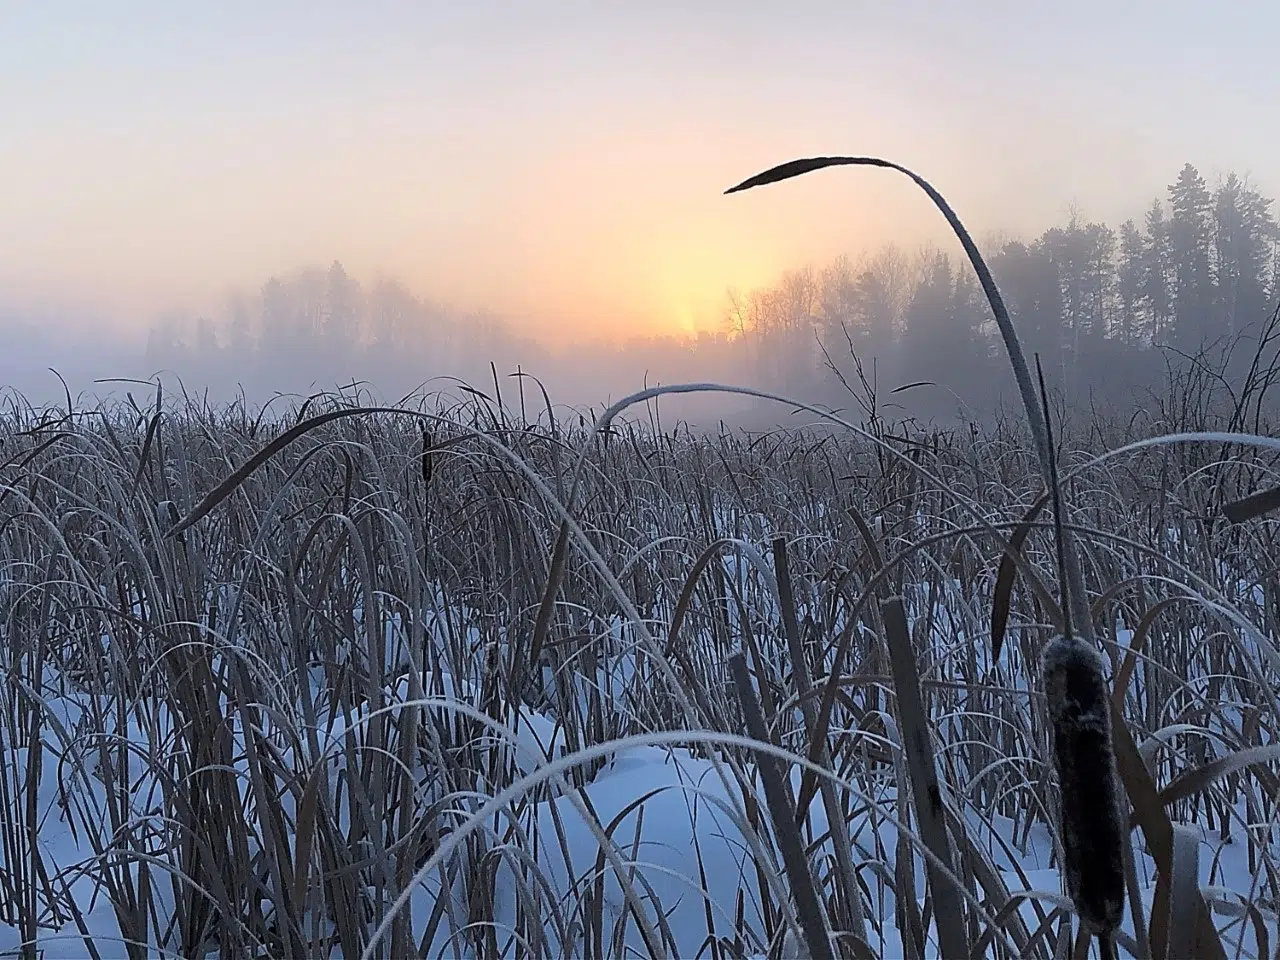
[3,2,1279,343]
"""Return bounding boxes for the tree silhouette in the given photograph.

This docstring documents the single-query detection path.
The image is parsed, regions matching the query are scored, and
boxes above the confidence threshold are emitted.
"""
[1213,173,1275,336]
[1168,163,1215,347]
[1116,219,1144,345]
[136,162,1278,426]
[1141,198,1174,345]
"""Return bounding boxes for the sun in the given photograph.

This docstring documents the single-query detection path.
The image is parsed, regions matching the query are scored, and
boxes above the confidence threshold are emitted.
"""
[648,238,773,340]
[671,302,698,337]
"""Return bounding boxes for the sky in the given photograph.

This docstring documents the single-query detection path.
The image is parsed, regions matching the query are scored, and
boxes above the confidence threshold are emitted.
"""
[2,1,1278,343]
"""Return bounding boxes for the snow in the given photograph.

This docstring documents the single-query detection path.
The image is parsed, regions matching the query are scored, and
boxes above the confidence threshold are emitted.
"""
[4,655,1277,959]
[1,548,1276,957]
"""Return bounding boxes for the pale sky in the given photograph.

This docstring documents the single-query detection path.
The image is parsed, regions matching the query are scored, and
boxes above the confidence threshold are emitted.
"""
[2,1,1277,341]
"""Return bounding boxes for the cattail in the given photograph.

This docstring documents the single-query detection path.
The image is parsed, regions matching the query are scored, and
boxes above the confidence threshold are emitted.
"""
[1034,354,1127,944]
[1041,635,1127,938]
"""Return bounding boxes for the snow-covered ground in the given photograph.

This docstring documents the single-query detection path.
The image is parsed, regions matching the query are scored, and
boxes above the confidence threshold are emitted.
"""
[3,646,1276,959]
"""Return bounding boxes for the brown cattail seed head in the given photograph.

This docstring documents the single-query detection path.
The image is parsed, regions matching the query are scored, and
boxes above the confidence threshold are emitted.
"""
[1041,636,1127,937]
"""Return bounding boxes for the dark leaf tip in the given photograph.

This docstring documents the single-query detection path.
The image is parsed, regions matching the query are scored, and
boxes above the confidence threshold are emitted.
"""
[725,156,869,196]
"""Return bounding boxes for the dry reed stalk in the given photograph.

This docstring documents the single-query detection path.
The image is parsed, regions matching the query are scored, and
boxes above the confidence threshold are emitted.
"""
[728,155,1132,951]
[729,650,835,960]
[880,595,971,960]
[773,535,869,945]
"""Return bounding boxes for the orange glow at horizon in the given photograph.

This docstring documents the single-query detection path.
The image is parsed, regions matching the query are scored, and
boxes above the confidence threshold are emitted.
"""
[6,4,1272,347]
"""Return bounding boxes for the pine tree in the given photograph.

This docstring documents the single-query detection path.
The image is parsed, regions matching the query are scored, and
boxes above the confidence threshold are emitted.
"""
[1213,172,1276,334]
[990,239,1063,357]
[1141,199,1173,344]
[902,251,955,354]
[900,251,994,385]
[1081,221,1117,341]
[1040,220,1086,348]
[1117,219,1144,345]
[1167,163,1215,347]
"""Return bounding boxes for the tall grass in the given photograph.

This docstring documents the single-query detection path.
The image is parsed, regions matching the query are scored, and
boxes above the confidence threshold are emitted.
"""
[0,368,1276,957]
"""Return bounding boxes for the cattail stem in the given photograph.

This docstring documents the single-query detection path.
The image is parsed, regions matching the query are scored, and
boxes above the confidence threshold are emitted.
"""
[1036,357,1127,940]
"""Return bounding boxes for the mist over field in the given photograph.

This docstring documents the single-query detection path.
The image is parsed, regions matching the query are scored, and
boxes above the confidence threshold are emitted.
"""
[6,4,1280,425]
[7,173,1280,429]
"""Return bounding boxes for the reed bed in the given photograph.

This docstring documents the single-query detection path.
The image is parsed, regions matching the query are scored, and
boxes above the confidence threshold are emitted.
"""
[0,371,1275,958]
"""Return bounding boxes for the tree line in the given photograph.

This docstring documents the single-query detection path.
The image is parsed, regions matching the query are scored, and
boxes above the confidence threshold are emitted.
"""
[145,163,1279,422]
[733,163,1278,416]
